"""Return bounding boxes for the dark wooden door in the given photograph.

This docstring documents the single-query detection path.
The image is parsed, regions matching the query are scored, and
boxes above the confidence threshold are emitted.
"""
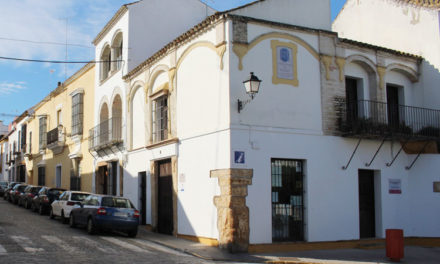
[158,160,173,235]
[358,170,375,238]
[139,171,147,225]
[97,166,108,195]
[346,77,359,124]
[387,85,400,129]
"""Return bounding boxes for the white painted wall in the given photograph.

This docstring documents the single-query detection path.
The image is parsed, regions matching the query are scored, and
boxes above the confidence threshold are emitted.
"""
[230,0,331,31]
[229,23,323,133]
[333,0,440,71]
[131,88,146,150]
[0,141,8,182]
[127,0,215,72]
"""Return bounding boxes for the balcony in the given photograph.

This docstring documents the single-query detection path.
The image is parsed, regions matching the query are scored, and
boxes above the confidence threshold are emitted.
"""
[337,99,440,140]
[88,117,123,154]
[46,125,65,154]
[23,144,32,159]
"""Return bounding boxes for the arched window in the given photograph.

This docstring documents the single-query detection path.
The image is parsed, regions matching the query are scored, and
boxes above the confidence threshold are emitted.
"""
[112,32,123,72]
[112,95,122,141]
[100,45,111,81]
[99,103,109,144]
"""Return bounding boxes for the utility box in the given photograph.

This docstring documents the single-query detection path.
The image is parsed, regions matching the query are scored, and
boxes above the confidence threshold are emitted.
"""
[386,229,404,262]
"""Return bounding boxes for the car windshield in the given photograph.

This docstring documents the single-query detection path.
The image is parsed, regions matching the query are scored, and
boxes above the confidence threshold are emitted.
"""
[0,182,7,188]
[32,187,42,193]
[17,185,27,192]
[48,189,65,196]
[101,197,133,208]
[71,193,89,201]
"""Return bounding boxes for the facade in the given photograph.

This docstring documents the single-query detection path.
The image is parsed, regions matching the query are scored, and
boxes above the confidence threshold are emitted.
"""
[0,135,8,182]
[90,0,214,200]
[116,0,440,252]
[26,63,95,191]
[332,0,440,71]
[6,113,30,183]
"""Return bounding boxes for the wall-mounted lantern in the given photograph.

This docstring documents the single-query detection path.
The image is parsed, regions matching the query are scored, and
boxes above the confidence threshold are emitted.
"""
[238,72,262,113]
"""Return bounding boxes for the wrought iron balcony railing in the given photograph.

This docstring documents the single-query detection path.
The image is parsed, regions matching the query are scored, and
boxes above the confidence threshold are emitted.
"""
[46,125,65,154]
[337,99,440,139]
[88,116,122,151]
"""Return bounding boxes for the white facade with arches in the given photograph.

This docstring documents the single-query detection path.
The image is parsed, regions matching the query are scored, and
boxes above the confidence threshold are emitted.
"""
[90,0,440,252]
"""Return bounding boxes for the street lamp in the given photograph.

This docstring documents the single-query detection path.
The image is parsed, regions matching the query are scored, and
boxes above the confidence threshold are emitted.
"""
[238,72,262,113]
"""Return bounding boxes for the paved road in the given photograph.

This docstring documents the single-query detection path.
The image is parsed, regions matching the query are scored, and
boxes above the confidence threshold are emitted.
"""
[0,198,213,264]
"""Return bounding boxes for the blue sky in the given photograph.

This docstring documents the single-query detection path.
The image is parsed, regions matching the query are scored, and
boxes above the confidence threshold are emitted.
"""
[0,0,346,125]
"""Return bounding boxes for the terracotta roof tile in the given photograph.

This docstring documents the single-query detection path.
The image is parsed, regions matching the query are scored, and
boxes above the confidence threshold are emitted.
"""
[397,0,440,8]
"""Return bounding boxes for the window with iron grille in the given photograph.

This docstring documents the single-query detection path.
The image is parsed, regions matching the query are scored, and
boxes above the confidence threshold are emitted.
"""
[21,124,27,150]
[71,93,84,136]
[271,159,305,242]
[39,117,47,150]
[38,166,45,186]
[152,95,168,142]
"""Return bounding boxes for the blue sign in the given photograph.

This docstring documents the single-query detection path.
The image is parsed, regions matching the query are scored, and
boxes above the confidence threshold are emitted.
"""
[234,151,245,164]
[280,48,290,62]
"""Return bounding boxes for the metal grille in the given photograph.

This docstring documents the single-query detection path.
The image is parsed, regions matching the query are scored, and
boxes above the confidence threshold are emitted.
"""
[71,93,83,136]
[152,95,168,142]
[46,127,59,145]
[88,116,122,150]
[39,117,47,150]
[340,99,440,139]
[271,159,304,242]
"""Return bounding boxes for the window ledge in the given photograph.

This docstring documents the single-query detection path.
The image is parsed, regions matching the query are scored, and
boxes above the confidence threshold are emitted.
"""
[99,68,121,85]
[146,137,178,150]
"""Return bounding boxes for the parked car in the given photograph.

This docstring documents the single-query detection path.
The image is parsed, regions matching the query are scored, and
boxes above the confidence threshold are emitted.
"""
[32,187,66,215]
[50,191,91,223]
[10,183,28,204]
[3,182,20,201]
[19,185,43,209]
[0,181,8,197]
[69,195,139,237]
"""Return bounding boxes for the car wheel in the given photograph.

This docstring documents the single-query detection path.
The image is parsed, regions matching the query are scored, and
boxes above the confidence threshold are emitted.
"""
[49,208,55,219]
[31,202,35,212]
[61,211,68,224]
[87,218,96,235]
[25,200,29,209]
[69,215,76,228]
[127,229,138,238]
[39,205,44,215]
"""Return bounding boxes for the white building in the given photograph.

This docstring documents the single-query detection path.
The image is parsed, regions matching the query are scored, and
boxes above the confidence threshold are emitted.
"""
[0,136,8,182]
[333,0,440,71]
[89,0,215,198]
[91,0,440,252]
[6,113,30,183]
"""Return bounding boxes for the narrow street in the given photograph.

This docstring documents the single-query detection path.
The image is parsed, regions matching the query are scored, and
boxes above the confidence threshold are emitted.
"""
[0,199,213,264]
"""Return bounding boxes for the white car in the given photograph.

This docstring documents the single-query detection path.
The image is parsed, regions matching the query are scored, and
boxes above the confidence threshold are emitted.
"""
[50,191,91,223]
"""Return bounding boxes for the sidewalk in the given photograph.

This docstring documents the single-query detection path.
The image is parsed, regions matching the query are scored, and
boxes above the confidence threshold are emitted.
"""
[137,229,440,263]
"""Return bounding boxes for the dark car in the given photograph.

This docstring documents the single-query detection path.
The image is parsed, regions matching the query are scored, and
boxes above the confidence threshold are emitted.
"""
[10,184,28,204]
[70,195,139,237]
[0,181,8,197]
[32,187,66,215]
[3,182,20,201]
[19,185,43,209]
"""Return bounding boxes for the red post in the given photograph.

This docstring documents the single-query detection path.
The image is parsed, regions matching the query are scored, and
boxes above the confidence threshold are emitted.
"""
[386,229,404,262]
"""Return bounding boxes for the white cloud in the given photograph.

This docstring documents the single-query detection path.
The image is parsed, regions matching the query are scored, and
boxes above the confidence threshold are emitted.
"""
[0,81,27,95]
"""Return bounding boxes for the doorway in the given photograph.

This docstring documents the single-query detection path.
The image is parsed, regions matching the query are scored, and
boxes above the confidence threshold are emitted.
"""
[345,77,359,124]
[55,165,62,188]
[157,159,173,235]
[108,162,118,195]
[358,170,376,238]
[386,85,401,129]
[96,165,108,194]
[139,171,147,225]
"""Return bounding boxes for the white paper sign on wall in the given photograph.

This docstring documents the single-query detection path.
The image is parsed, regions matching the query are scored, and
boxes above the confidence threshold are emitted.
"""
[389,179,402,194]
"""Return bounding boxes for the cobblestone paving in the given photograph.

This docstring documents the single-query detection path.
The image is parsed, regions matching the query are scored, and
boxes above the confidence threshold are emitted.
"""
[0,199,214,264]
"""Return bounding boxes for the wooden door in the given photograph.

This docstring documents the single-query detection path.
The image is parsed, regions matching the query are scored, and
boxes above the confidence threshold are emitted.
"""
[157,160,173,235]
[359,170,376,238]
[387,85,400,129]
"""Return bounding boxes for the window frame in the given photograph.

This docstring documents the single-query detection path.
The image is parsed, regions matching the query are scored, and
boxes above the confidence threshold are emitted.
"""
[152,94,169,143]
[39,116,47,150]
[71,92,84,136]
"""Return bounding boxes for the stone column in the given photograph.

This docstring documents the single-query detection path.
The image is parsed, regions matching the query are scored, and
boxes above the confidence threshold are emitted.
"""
[210,169,253,253]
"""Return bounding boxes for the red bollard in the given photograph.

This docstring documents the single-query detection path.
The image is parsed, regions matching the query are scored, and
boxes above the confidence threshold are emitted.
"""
[386,229,404,262]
